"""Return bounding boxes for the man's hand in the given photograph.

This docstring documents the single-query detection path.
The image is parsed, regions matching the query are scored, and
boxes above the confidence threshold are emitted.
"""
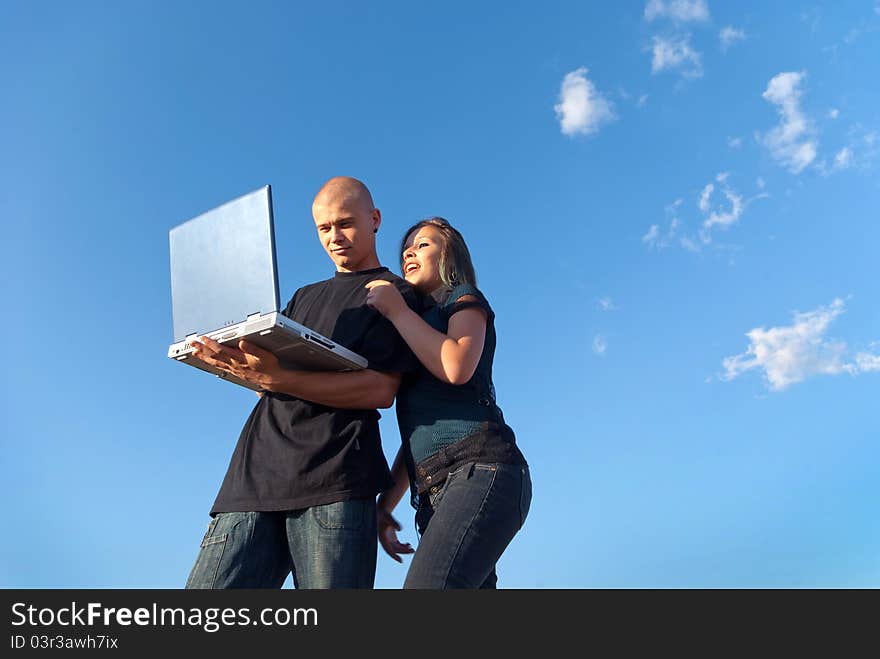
[191,336,284,391]
[365,280,408,321]
[377,504,414,563]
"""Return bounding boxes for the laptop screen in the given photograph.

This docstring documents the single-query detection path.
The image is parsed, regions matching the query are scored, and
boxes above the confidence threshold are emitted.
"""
[169,186,280,342]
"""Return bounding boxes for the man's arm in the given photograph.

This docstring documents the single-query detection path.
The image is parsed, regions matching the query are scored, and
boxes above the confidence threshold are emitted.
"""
[268,368,401,409]
[191,335,401,409]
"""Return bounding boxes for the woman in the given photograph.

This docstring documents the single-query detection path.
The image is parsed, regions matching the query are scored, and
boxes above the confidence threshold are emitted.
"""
[364,217,531,589]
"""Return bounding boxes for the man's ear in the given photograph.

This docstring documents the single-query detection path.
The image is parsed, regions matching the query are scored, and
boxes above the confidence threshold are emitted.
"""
[372,208,382,234]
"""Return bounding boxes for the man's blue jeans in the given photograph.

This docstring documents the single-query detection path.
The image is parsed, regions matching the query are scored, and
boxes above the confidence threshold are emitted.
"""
[185,499,377,589]
[404,462,531,589]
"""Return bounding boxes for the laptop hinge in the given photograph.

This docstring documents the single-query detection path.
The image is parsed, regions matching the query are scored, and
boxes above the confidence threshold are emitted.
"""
[247,312,262,321]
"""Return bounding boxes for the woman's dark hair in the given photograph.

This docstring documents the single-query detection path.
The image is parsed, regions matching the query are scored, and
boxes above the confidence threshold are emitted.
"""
[400,217,477,288]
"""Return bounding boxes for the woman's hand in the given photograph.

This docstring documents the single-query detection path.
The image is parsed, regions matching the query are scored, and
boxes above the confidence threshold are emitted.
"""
[364,280,408,321]
[376,504,414,563]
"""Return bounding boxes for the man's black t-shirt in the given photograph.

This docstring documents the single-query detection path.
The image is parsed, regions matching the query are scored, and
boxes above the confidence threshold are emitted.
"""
[210,267,418,514]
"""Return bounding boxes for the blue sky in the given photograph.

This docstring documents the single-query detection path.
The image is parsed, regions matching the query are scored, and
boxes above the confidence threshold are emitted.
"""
[2,0,879,588]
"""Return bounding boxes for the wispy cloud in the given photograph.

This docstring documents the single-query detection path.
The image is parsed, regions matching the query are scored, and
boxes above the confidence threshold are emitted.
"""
[644,0,709,23]
[597,297,616,312]
[642,224,661,248]
[759,71,818,174]
[800,7,821,33]
[833,147,853,170]
[650,35,703,78]
[719,26,746,51]
[592,334,608,356]
[828,108,839,119]
[700,172,745,231]
[642,199,682,250]
[843,19,879,46]
[644,175,766,253]
[680,236,700,252]
[698,181,714,212]
[554,67,616,137]
[721,299,880,390]
[643,2,707,80]
[856,351,880,372]
[817,126,879,175]
[727,136,743,149]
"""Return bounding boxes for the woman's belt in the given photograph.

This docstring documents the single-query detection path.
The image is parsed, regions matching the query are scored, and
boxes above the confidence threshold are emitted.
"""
[413,422,527,496]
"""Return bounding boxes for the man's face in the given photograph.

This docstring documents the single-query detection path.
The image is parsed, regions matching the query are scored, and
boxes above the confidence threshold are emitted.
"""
[312,194,380,272]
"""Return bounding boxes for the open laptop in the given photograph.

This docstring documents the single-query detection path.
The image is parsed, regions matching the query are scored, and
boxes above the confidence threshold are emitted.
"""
[168,185,368,391]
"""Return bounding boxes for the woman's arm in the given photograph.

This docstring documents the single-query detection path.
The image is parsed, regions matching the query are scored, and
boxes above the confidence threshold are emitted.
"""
[378,447,411,514]
[376,448,415,562]
[385,300,487,385]
[364,279,488,385]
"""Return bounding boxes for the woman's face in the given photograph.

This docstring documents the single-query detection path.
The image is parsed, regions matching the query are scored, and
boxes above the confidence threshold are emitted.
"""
[402,225,444,294]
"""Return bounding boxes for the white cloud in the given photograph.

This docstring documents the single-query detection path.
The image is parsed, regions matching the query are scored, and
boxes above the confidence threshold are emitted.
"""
[592,334,607,356]
[855,352,880,372]
[642,224,661,247]
[697,172,752,232]
[597,297,616,312]
[853,128,879,166]
[637,94,649,108]
[698,182,714,212]
[756,176,765,189]
[644,0,709,22]
[721,299,880,390]
[719,26,747,51]
[818,126,879,175]
[759,71,818,174]
[828,108,839,119]
[728,136,743,149]
[801,8,821,33]
[648,176,766,253]
[650,35,703,78]
[834,147,854,170]
[642,199,683,250]
[680,236,701,252]
[844,26,865,46]
[703,190,744,230]
[554,67,616,137]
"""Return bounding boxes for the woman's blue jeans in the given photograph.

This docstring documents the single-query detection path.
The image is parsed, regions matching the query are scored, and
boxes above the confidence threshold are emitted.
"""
[184,499,377,589]
[404,462,531,589]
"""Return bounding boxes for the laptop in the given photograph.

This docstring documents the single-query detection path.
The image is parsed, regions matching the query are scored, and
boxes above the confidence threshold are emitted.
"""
[167,185,368,391]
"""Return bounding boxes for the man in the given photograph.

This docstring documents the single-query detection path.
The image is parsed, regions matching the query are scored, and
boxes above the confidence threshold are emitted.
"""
[184,176,418,589]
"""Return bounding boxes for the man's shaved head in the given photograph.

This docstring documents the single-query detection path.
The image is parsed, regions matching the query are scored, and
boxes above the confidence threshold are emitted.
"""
[311,176,382,273]
[312,176,375,214]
